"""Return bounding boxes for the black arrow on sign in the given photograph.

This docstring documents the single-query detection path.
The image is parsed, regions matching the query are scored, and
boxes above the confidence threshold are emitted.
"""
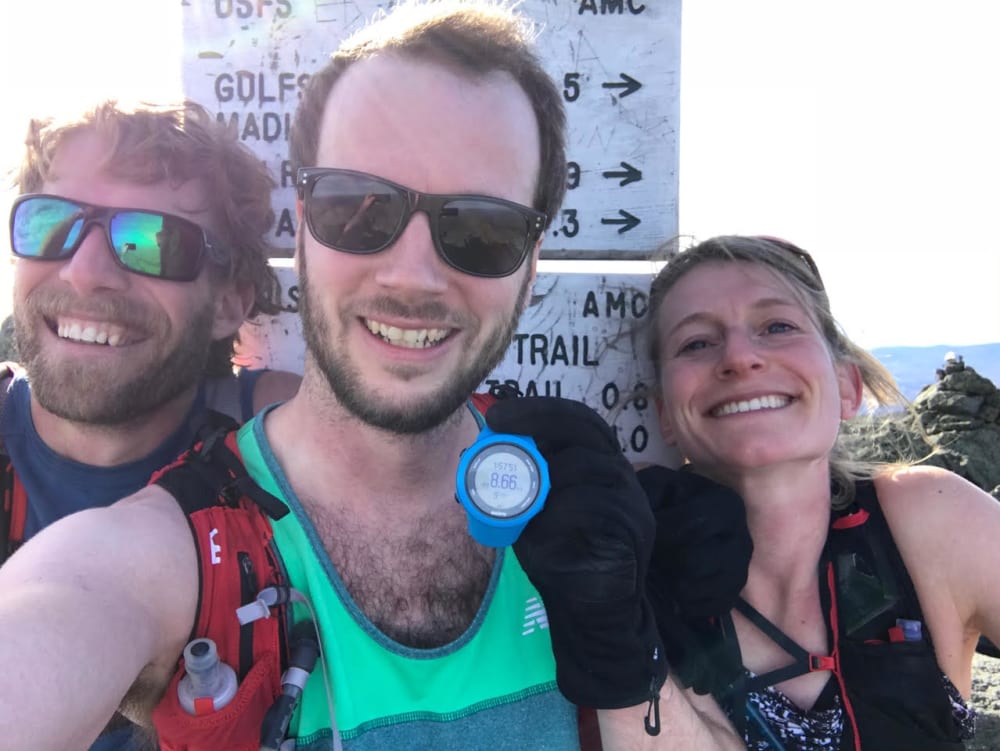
[601,210,641,234]
[602,162,643,187]
[602,73,642,98]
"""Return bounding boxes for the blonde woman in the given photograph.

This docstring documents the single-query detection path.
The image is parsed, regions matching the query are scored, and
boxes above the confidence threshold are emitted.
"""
[642,236,995,749]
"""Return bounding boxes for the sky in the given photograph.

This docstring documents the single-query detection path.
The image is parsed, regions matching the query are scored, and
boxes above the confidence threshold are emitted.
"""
[679,2,1000,349]
[1,1,997,350]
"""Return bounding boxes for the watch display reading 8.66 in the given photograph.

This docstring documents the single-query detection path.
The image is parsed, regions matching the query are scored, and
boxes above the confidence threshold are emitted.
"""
[456,426,550,547]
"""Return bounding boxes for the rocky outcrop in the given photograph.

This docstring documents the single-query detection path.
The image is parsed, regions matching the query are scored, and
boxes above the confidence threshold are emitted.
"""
[845,354,1000,499]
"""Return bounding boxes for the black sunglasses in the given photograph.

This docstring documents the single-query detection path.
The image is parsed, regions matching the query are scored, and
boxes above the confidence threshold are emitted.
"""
[296,168,546,278]
[9,194,215,282]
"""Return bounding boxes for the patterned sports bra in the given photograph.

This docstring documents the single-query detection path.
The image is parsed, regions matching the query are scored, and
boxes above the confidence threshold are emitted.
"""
[741,671,975,750]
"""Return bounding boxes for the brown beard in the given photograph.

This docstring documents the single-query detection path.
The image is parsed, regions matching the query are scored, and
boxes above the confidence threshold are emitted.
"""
[15,287,217,426]
[298,247,530,435]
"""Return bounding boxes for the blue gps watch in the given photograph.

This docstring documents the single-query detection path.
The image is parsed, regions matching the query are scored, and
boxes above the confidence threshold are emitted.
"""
[456,425,550,547]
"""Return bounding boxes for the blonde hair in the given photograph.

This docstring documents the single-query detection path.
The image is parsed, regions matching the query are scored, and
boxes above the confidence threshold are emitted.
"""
[645,235,912,507]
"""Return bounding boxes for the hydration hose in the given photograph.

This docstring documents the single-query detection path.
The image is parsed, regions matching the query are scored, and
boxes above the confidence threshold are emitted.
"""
[238,585,344,751]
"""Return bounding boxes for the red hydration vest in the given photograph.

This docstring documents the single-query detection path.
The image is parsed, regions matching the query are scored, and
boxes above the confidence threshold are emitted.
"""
[149,424,291,751]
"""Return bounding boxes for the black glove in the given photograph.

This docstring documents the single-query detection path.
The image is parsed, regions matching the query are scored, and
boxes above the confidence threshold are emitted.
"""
[486,397,668,717]
[639,465,752,695]
[640,465,752,619]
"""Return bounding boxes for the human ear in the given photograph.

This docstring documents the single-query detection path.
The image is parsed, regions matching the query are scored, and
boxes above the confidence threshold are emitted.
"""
[837,362,864,419]
[293,198,304,277]
[526,236,543,288]
[654,394,679,447]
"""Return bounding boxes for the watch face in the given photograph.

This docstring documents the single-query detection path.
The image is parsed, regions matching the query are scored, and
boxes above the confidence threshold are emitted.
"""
[466,443,540,518]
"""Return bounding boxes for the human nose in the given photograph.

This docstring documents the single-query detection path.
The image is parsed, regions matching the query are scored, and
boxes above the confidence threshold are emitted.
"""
[716,330,764,378]
[57,223,131,295]
[372,212,449,293]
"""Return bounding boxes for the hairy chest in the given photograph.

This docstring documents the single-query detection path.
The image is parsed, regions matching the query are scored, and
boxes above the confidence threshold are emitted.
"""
[301,498,495,649]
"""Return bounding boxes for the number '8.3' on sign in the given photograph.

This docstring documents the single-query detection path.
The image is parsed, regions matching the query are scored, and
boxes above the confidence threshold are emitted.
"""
[456,426,550,548]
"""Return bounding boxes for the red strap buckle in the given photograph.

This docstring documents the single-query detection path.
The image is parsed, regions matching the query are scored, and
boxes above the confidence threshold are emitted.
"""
[809,654,836,672]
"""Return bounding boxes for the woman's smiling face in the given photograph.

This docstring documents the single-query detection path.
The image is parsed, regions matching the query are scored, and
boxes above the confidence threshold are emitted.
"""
[653,260,860,475]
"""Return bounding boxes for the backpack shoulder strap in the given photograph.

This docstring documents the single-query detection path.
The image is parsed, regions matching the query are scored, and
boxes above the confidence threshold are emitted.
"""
[828,480,918,641]
[150,424,291,750]
[154,415,290,521]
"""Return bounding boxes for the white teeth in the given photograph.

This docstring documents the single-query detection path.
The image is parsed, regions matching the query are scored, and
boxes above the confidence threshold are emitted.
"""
[365,319,449,349]
[713,394,790,417]
[56,319,126,347]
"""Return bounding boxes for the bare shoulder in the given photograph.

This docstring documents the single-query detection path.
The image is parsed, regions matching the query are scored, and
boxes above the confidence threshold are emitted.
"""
[875,465,999,551]
[874,467,1000,692]
[252,369,301,412]
[875,465,996,524]
[875,465,1000,614]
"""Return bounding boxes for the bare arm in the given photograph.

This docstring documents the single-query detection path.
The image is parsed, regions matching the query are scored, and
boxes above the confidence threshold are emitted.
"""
[598,677,744,750]
[878,465,1000,694]
[0,486,198,750]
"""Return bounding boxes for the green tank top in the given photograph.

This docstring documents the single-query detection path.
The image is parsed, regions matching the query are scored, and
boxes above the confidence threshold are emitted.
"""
[237,408,579,751]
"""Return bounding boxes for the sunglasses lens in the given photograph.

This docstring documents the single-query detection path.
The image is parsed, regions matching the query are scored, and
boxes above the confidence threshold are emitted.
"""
[438,199,531,277]
[11,196,84,259]
[110,211,203,280]
[301,170,538,278]
[307,172,405,253]
[11,196,205,281]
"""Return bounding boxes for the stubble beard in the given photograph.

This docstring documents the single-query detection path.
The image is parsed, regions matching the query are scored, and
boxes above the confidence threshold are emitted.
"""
[299,250,530,435]
[15,288,216,426]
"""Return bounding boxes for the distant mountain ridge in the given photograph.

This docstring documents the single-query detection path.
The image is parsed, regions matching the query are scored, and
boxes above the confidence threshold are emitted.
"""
[872,342,1000,399]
